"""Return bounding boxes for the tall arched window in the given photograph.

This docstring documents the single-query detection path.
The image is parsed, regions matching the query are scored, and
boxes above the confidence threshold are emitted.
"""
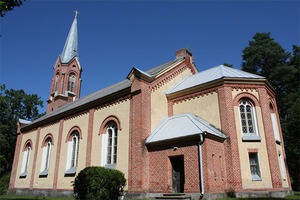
[40,137,52,176]
[65,131,79,175]
[239,99,260,140]
[101,122,118,168]
[20,142,32,177]
[67,73,76,92]
[54,73,59,92]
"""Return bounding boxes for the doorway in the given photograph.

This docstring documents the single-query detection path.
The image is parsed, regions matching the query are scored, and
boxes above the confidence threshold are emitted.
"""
[170,156,184,193]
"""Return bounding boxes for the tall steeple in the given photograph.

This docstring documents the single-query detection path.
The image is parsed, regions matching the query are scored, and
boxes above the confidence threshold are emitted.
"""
[60,11,78,63]
[47,12,82,113]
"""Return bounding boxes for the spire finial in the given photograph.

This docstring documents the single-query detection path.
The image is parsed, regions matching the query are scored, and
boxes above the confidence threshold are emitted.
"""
[74,10,79,18]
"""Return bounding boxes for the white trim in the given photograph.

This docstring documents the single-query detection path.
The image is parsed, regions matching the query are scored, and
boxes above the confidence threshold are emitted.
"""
[271,113,281,142]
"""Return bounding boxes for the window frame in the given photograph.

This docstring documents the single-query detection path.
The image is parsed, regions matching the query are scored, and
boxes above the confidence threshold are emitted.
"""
[39,138,52,177]
[239,99,261,141]
[101,122,118,169]
[65,131,80,175]
[20,143,32,178]
[249,152,262,181]
[67,73,76,92]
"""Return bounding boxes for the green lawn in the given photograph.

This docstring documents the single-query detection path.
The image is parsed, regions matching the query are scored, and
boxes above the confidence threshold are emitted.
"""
[0,192,299,200]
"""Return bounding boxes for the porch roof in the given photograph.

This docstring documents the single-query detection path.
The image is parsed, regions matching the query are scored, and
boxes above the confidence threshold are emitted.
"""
[146,113,226,145]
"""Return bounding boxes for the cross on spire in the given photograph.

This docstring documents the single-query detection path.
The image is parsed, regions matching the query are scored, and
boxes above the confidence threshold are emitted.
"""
[74,10,79,18]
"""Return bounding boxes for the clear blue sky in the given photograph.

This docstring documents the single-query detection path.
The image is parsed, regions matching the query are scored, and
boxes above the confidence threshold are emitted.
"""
[0,0,299,113]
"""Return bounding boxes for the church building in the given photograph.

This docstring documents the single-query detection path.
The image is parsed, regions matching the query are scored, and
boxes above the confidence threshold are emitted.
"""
[8,14,292,199]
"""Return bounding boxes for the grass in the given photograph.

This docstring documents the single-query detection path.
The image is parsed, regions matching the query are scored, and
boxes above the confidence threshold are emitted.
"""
[0,192,299,200]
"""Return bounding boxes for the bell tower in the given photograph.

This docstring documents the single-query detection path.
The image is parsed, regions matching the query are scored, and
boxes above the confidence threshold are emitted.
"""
[47,11,82,113]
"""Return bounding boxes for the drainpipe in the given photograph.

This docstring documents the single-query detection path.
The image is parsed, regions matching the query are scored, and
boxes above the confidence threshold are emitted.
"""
[198,132,206,199]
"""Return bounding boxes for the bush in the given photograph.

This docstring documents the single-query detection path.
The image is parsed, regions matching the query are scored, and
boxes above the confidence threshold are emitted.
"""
[0,172,10,195]
[73,166,126,200]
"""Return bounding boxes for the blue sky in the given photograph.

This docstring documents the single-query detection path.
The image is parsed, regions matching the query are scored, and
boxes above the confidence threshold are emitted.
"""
[0,0,299,113]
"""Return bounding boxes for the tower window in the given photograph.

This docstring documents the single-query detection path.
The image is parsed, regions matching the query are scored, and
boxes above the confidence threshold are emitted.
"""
[54,74,59,92]
[68,73,76,92]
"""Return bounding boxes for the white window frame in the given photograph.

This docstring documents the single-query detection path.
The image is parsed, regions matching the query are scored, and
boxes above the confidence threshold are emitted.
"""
[101,123,118,169]
[249,152,261,181]
[40,140,52,176]
[271,113,281,143]
[239,99,260,141]
[279,153,287,181]
[20,146,31,177]
[65,132,79,175]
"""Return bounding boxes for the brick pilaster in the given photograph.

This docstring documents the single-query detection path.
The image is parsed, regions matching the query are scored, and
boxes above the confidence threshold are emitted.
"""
[86,109,95,167]
[53,120,64,190]
[128,78,151,193]
[30,127,41,189]
[9,132,23,189]
[258,87,282,189]
[218,85,243,191]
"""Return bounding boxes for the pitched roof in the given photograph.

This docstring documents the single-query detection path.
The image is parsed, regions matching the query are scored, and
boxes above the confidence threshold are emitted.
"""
[146,113,226,145]
[166,65,265,94]
[24,79,131,129]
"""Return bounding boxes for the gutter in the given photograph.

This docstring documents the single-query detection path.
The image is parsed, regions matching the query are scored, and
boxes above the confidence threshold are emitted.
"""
[198,132,206,199]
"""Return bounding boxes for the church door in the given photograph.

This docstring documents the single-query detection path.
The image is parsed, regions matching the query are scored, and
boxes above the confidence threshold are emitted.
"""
[170,156,184,193]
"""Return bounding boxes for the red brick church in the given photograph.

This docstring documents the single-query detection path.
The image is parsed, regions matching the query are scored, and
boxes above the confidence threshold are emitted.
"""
[9,13,292,199]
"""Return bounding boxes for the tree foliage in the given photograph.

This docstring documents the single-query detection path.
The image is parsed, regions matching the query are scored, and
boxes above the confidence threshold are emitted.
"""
[241,32,300,190]
[0,0,25,17]
[0,84,44,178]
[73,166,126,200]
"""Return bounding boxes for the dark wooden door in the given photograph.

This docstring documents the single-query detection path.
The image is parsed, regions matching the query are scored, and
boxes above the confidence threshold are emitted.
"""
[170,156,184,193]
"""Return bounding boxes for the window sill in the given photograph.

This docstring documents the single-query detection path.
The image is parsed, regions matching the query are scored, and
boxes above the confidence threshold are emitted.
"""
[242,134,261,142]
[39,169,49,177]
[251,175,262,181]
[19,172,27,178]
[64,167,77,176]
[105,164,116,169]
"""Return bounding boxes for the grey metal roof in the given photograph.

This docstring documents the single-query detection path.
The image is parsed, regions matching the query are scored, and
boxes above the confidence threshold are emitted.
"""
[146,113,226,144]
[27,79,131,127]
[60,14,78,64]
[146,57,184,76]
[166,65,265,94]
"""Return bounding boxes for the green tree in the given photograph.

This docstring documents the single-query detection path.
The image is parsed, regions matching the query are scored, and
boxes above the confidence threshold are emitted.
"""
[0,84,44,179]
[0,0,25,17]
[241,32,300,190]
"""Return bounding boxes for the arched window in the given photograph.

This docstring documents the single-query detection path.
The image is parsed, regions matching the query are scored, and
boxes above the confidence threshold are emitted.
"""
[101,122,118,168]
[65,131,79,175]
[54,73,59,92]
[20,142,32,177]
[239,99,260,140]
[67,73,76,92]
[40,137,52,176]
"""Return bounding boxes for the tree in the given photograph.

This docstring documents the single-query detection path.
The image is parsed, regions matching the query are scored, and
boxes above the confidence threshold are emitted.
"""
[241,32,300,190]
[0,84,44,179]
[0,0,25,17]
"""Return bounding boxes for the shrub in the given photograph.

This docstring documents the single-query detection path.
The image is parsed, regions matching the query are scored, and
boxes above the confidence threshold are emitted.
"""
[0,172,10,195]
[73,166,126,200]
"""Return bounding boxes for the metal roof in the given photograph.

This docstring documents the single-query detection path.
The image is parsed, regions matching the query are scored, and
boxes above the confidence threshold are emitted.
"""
[25,79,131,128]
[60,13,78,64]
[146,113,226,144]
[166,65,265,94]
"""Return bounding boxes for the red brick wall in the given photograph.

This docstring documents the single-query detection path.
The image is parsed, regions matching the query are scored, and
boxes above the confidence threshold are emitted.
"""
[148,145,200,193]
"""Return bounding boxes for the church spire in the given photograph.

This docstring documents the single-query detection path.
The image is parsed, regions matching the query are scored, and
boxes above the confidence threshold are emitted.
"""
[47,11,82,114]
[60,11,78,63]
